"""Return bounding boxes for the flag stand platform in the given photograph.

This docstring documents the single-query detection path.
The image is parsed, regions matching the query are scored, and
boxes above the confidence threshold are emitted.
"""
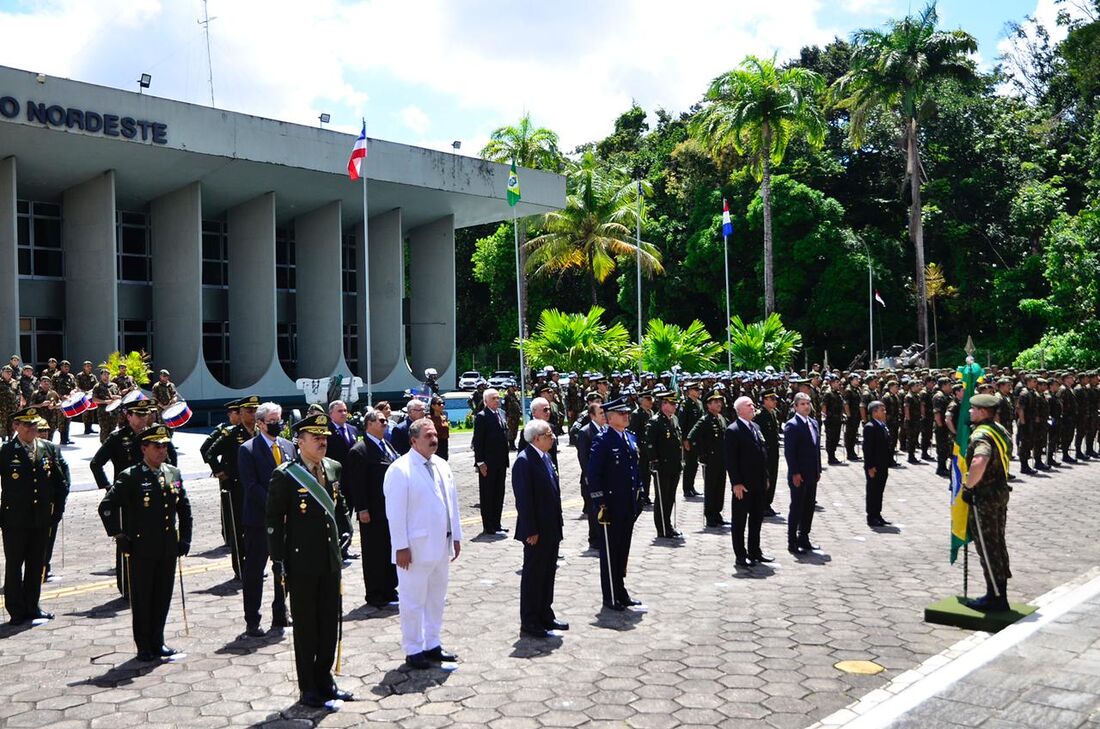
[924,596,1036,632]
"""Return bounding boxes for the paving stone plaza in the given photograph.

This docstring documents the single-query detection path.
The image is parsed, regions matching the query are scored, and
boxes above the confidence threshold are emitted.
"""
[2,429,1100,728]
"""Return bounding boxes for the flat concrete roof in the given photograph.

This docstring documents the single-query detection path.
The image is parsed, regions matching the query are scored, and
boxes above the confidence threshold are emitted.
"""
[0,65,564,231]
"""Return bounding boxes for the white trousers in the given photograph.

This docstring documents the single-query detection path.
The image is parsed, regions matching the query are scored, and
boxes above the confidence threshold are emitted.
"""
[396,553,450,656]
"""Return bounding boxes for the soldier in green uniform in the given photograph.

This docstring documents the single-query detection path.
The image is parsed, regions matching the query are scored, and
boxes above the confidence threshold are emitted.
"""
[201,400,240,467]
[1056,372,1077,463]
[0,365,19,440]
[646,390,683,539]
[754,390,782,517]
[75,360,98,435]
[995,377,1015,444]
[903,380,923,464]
[961,393,1014,612]
[931,377,952,477]
[1073,373,1091,459]
[51,360,78,445]
[883,380,903,465]
[91,369,121,443]
[677,382,704,497]
[98,425,192,661]
[0,406,69,624]
[17,364,35,406]
[821,377,845,465]
[112,364,137,429]
[267,411,353,709]
[1032,378,1051,471]
[1015,374,1038,474]
[1087,372,1100,458]
[503,382,522,450]
[628,391,655,506]
[40,357,59,382]
[151,369,180,422]
[688,391,728,527]
[917,376,935,461]
[207,395,260,580]
[1048,377,1064,468]
[29,376,61,443]
[842,375,863,462]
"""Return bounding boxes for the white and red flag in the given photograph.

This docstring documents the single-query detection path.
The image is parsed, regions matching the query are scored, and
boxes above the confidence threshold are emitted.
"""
[347,122,367,180]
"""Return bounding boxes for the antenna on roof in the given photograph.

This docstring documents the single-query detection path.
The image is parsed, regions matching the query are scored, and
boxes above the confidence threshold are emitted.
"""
[198,0,216,107]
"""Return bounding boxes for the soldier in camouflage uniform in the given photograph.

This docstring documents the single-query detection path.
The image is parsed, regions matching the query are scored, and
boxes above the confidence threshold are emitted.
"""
[91,369,122,444]
[1047,377,1063,468]
[1015,374,1038,475]
[503,382,522,450]
[842,375,862,461]
[821,377,844,465]
[75,360,98,435]
[0,365,19,439]
[1055,372,1076,463]
[931,377,952,477]
[1032,378,1051,471]
[903,380,923,464]
[1087,372,1100,458]
[51,360,78,445]
[150,369,179,423]
[919,376,936,461]
[962,393,1014,613]
[883,380,903,464]
[18,364,35,405]
[995,377,1015,446]
[29,376,61,442]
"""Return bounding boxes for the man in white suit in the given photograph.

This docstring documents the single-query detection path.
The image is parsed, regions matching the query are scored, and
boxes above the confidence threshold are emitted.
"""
[384,417,463,670]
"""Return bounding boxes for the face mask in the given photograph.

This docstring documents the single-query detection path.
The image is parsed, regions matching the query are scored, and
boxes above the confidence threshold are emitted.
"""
[265,420,284,437]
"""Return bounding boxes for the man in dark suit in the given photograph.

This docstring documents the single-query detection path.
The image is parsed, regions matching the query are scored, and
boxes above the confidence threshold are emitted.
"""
[472,388,510,536]
[576,402,605,550]
[784,392,823,553]
[725,396,773,569]
[238,402,295,636]
[513,419,566,638]
[862,401,893,527]
[390,399,426,456]
[325,400,359,467]
[344,406,400,608]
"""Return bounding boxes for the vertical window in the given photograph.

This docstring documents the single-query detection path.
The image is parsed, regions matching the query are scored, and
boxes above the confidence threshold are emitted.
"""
[276,225,296,291]
[118,319,153,356]
[342,231,357,295]
[17,201,64,278]
[19,317,64,372]
[278,322,297,379]
[203,321,230,384]
[343,322,358,376]
[116,211,152,283]
[202,220,229,287]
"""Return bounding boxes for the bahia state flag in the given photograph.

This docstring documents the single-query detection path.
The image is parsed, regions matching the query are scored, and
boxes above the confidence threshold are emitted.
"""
[507,160,521,207]
[347,122,367,180]
[722,199,734,237]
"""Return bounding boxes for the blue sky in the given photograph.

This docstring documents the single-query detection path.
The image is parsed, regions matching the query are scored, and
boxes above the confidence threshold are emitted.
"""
[0,0,1066,154]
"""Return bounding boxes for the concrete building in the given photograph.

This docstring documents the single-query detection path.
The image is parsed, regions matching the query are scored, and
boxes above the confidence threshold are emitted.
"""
[0,65,564,406]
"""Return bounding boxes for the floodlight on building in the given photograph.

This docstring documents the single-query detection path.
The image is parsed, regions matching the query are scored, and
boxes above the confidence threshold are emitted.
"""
[138,73,151,94]
[319,113,331,127]
[452,140,461,151]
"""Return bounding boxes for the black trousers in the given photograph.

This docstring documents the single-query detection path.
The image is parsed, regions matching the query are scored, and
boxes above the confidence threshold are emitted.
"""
[478,466,507,533]
[824,420,842,457]
[243,525,286,628]
[921,420,934,453]
[580,477,599,547]
[652,467,680,536]
[764,450,779,509]
[221,485,244,578]
[682,449,699,493]
[935,426,952,469]
[597,516,634,605]
[787,478,819,546]
[58,415,70,443]
[730,483,765,559]
[360,521,398,605]
[129,550,176,653]
[703,459,727,522]
[865,469,888,520]
[639,458,652,500]
[2,525,47,620]
[116,542,129,598]
[520,537,560,629]
[288,569,341,697]
[844,419,860,455]
[44,519,60,576]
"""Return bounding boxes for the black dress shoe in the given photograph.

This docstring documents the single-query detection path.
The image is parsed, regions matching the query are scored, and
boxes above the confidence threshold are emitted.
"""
[787,544,804,554]
[521,626,551,638]
[620,598,642,607]
[424,645,457,662]
[158,645,179,658]
[670,529,684,539]
[868,518,885,527]
[300,691,330,708]
[1020,465,1036,475]
[405,653,433,670]
[908,456,921,464]
[763,508,778,517]
[849,455,862,462]
[136,650,159,662]
[30,610,53,621]
[735,557,753,569]
[245,625,266,638]
[329,687,354,701]
[798,541,820,551]
[827,457,842,465]
[749,553,775,563]
[602,602,625,611]
[545,619,569,631]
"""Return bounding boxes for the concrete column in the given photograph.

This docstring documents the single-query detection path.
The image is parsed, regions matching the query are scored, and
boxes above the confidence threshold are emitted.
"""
[356,207,408,387]
[408,214,456,389]
[150,182,203,383]
[227,192,277,388]
[294,201,343,378]
[0,157,18,359]
[63,171,117,363]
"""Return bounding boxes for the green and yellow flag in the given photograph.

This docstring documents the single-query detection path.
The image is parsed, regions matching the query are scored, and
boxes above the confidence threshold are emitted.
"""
[507,160,521,207]
[949,357,984,563]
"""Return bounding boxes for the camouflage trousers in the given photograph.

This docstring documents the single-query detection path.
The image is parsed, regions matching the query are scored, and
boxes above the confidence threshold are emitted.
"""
[969,487,1011,584]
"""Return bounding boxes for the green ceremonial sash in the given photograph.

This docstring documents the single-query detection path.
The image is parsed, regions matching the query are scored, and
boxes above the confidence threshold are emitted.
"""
[973,423,1011,477]
[285,462,339,534]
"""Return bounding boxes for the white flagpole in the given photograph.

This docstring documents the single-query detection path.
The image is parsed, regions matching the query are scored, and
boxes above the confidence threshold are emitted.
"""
[723,200,732,372]
[361,118,373,406]
[868,256,874,367]
[513,205,527,425]
[636,181,643,371]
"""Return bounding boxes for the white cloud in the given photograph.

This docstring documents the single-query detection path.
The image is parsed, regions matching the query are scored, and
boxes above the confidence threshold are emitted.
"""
[399,105,430,135]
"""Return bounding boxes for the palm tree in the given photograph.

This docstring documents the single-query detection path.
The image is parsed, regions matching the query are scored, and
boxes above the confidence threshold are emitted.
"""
[691,54,827,316]
[830,2,976,350]
[517,306,635,374]
[640,319,723,373]
[526,151,663,306]
[923,262,958,366]
[728,313,803,370]
[480,114,563,337]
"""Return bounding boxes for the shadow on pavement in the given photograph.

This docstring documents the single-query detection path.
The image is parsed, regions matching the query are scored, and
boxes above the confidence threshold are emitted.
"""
[215,630,286,656]
[195,577,241,596]
[70,657,160,687]
[593,605,644,632]
[344,603,398,622]
[66,595,129,619]
[509,633,564,658]
[371,664,454,696]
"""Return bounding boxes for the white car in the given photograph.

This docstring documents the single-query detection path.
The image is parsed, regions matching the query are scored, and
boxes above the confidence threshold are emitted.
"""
[458,370,483,391]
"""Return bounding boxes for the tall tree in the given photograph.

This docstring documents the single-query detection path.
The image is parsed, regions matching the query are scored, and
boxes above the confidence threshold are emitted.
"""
[831,2,977,349]
[526,151,663,306]
[691,54,827,316]
[480,114,563,337]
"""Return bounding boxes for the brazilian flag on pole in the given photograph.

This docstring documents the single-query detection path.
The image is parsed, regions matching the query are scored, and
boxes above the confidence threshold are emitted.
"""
[507,160,521,207]
[949,357,984,563]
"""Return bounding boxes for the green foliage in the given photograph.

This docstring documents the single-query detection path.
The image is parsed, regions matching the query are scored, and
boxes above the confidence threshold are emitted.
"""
[1014,322,1100,369]
[640,319,723,373]
[1010,178,1066,246]
[480,113,563,171]
[728,314,803,370]
[518,307,635,374]
[97,351,152,386]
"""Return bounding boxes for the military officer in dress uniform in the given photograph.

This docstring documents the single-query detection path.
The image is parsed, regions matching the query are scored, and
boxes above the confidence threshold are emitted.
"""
[688,390,729,527]
[201,399,241,467]
[677,382,704,497]
[267,412,354,710]
[587,397,644,611]
[754,390,782,517]
[628,391,655,506]
[646,390,683,540]
[0,406,69,624]
[75,360,98,435]
[207,395,260,579]
[98,425,192,661]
